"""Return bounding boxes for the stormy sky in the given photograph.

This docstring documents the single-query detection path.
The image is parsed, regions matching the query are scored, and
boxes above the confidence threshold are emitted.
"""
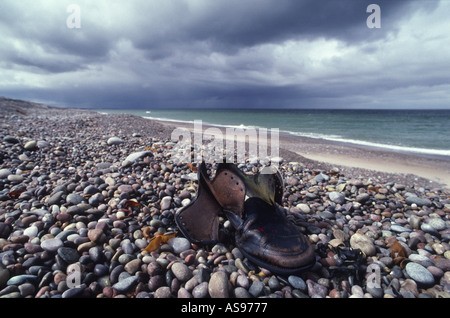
[0,0,449,109]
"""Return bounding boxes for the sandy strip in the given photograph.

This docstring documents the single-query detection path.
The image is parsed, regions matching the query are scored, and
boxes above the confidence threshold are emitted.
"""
[154,118,450,190]
[279,132,450,189]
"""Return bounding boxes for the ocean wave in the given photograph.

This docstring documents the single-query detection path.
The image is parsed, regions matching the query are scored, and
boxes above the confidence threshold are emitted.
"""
[143,116,259,130]
[143,113,450,157]
[287,131,450,156]
[143,116,195,124]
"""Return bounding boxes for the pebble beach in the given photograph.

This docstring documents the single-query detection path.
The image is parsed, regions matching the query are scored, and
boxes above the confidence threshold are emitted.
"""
[0,97,449,299]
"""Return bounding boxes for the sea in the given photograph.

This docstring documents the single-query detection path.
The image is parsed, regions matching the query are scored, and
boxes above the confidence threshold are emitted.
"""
[96,108,450,157]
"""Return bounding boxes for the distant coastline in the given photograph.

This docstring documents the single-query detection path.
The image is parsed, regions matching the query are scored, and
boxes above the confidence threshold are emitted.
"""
[94,108,450,159]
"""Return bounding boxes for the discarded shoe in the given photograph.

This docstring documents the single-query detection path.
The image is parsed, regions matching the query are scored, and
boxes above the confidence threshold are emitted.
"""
[175,162,315,274]
[174,164,223,245]
[234,197,315,275]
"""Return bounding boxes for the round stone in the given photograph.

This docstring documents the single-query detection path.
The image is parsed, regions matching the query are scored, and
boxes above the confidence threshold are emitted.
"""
[107,137,124,145]
[350,232,376,256]
[23,226,38,238]
[168,237,191,254]
[0,169,11,179]
[288,275,307,291]
[66,193,84,205]
[155,286,172,298]
[390,224,412,233]
[405,196,431,207]
[329,191,345,205]
[296,203,310,214]
[211,243,228,254]
[7,175,23,183]
[57,247,79,264]
[113,276,139,294]
[208,271,230,298]
[171,262,192,282]
[124,259,141,275]
[41,238,64,252]
[248,281,264,297]
[192,282,209,298]
[160,196,172,210]
[405,262,435,287]
[408,254,435,268]
[24,140,37,150]
[306,279,328,298]
[355,193,370,203]
[427,218,446,231]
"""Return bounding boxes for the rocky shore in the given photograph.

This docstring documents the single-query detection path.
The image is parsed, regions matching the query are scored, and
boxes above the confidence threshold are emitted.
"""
[0,98,449,298]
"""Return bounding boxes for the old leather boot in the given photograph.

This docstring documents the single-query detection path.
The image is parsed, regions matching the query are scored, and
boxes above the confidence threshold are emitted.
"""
[174,165,222,245]
[175,162,315,274]
[234,197,315,275]
[175,163,247,244]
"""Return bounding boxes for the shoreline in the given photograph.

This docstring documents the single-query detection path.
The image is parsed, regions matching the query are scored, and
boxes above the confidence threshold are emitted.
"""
[153,118,450,190]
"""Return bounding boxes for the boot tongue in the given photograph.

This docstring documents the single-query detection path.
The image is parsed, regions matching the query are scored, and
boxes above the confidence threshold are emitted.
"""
[215,163,284,207]
[201,163,246,217]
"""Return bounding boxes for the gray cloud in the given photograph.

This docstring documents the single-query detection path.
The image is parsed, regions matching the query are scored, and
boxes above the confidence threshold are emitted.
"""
[0,0,448,109]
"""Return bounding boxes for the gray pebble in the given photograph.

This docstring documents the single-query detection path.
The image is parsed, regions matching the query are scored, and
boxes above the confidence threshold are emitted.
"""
[427,218,446,231]
[113,275,139,293]
[405,196,432,207]
[155,286,172,298]
[107,137,124,145]
[0,168,11,179]
[7,175,23,183]
[212,243,228,254]
[306,279,328,298]
[367,285,384,298]
[160,196,172,210]
[168,237,191,254]
[288,275,307,291]
[24,140,37,150]
[421,224,440,236]
[233,287,251,298]
[390,224,412,233]
[177,288,193,298]
[192,282,209,298]
[268,276,281,291]
[171,262,192,282]
[236,274,250,289]
[7,275,38,286]
[328,191,345,205]
[18,283,35,297]
[248,281,264,297]
[57,247,79,264]
[66,193,84,205]
[405,262,435,287]
[408,254,435,268]
[62,284,86,298]
[47,191,64,205]
[208,271,230,298]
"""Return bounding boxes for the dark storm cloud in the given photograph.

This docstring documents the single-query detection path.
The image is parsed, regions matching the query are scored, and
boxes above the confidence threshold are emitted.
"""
[0,0,448,109]
[130,0,436,54]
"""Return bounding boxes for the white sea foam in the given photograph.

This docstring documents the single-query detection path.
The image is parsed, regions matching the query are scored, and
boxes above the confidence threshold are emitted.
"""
[144,116,259,131]
[287,131,450,156]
